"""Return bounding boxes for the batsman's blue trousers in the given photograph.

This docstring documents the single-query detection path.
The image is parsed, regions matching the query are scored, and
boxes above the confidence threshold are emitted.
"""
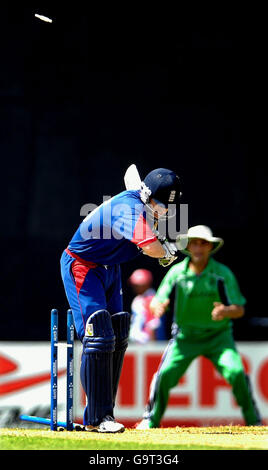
[60,249,123,340]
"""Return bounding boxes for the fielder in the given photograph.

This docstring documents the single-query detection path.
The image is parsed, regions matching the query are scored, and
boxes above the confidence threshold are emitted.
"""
[60,166,181,432]
[136,225,262,429]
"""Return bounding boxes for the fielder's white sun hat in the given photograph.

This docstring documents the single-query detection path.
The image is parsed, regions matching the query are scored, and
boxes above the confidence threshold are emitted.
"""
[177,225,224,256]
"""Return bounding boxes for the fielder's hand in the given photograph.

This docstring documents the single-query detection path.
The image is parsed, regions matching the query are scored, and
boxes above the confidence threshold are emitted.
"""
[211,302,226,321]
[150,298,170,318]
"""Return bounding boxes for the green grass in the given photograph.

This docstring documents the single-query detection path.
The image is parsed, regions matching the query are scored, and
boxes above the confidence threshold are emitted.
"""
[1,426,268,451]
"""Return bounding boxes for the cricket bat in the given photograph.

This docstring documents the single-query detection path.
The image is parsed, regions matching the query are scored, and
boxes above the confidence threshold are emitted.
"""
[124,164,142,190]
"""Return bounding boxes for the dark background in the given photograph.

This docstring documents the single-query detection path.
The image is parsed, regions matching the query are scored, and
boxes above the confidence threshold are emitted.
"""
[0,7,266,341]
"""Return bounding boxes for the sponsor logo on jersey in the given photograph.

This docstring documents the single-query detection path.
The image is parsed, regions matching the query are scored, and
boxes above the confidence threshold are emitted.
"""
[168,190,176,202]
[86,324,94,337]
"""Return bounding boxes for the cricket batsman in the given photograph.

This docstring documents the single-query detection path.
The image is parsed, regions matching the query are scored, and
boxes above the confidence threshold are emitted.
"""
[136,225,262,429]
[60,166,182,432]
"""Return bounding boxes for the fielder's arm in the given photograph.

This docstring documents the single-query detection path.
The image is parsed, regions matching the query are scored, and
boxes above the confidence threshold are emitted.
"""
[211,303,245,321]
[212,276,246,321]
[150,297,170,318]
[150,265,179,317]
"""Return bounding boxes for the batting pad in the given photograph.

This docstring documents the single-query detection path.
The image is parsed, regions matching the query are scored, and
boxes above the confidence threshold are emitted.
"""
[111,312,131,407]
[81,310,115,426]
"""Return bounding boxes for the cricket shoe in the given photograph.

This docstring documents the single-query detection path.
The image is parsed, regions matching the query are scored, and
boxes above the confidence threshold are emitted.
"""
[86,416,125,433]
[135,418,152,430]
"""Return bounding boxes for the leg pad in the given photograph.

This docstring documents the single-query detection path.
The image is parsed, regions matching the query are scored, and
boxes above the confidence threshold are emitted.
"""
[111,312,131,406]
[81,310,115,426]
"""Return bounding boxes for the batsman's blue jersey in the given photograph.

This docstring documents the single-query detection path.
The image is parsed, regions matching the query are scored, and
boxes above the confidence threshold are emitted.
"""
[60,190,158,340]
[68,190,157,264]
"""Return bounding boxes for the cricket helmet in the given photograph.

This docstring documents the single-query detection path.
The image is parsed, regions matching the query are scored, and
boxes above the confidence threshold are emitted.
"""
[141,168,182,219]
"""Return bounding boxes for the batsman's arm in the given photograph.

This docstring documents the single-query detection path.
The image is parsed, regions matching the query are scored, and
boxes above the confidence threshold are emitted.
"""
[141,240,178,269]
[141,239,166,258]
[131,211,178,264]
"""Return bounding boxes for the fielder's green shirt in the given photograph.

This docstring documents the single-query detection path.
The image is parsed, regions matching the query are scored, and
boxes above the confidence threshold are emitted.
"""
[155,257,246,331]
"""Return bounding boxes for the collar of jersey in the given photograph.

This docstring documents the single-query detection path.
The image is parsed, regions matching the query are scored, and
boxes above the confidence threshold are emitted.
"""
[183,256,214,277]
